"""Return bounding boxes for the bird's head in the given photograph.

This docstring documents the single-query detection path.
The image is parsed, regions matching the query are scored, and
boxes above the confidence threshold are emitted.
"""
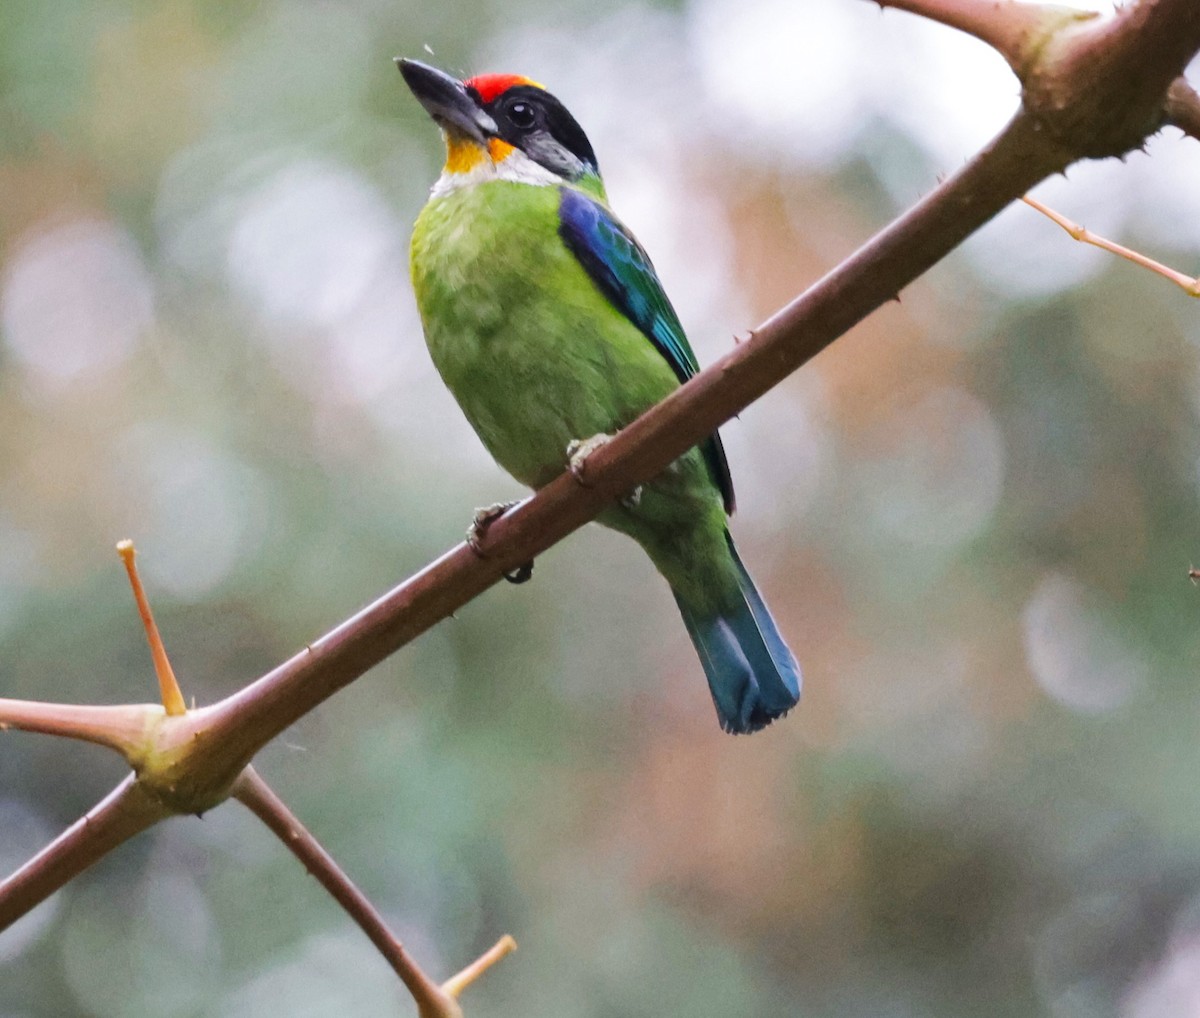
[397,59,601,194]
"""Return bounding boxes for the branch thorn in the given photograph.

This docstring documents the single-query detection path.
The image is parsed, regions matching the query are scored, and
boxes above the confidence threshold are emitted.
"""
[117,540,188,716]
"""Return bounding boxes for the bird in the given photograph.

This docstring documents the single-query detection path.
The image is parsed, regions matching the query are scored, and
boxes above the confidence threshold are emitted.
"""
[398,58,800,733]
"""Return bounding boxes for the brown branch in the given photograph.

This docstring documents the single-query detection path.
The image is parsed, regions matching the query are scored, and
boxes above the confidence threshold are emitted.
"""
[1031,0,1200,157]
[1165,77,1200,141]
[0,776,169,931]
[871,0,1098,78]
[875,1,1200,148]
[0,698,157,758]
[232,767,463,1017]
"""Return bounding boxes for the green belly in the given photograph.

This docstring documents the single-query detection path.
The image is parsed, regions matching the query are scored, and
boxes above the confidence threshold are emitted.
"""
[410,180,681,489]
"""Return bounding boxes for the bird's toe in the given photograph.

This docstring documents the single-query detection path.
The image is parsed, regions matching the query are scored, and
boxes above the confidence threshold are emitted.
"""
[566,432,614,484]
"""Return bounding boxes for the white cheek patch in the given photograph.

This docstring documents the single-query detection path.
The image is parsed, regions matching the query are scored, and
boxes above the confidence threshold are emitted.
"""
[494,148,561,187]
[431,158,497,198]
[431,146,560,197]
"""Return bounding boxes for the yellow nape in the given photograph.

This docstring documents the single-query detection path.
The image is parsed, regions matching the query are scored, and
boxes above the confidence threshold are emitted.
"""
[487,138,515,163]
[445,135,487,175]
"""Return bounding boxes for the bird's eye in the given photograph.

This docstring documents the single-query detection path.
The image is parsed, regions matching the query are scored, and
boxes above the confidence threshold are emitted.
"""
[506,101,536,130]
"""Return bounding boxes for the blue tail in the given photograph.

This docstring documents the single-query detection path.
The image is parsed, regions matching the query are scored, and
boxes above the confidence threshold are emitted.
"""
[673,534,802,734]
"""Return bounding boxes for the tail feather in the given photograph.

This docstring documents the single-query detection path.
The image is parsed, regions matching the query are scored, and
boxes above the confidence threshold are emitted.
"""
[674,534,802,734]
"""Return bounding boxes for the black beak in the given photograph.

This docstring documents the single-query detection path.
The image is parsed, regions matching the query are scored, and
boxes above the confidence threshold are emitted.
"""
[396,58,498,144]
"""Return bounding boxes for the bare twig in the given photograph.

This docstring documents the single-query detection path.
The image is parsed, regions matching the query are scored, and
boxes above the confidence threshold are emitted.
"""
[0,776,169,931]
[1023,194,1200,295]
[232,767,464,1016]
[441,936,518,1002]
[234,768,516,1016]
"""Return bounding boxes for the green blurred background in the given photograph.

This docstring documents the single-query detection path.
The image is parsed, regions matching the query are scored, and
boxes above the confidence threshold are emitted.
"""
[2,0,1199,1015]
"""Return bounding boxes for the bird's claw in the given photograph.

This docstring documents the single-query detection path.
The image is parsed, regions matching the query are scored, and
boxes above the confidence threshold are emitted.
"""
[567,433,641,508]
[466,501,534,584]
[503,561,534,584]
[466,501,518,554]
[566,433,614,485]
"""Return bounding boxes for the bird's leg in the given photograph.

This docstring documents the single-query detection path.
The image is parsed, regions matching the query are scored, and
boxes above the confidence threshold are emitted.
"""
[466,501,534,584]
[566,434,642,509]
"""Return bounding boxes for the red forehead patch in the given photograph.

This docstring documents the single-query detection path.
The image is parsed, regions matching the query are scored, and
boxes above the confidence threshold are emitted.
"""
[466,73,543,103]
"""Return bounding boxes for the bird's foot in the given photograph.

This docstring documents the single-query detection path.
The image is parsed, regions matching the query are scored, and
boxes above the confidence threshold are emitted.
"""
[566,433,613,484]
[566,433,641,508]
[466,501,534,584]
[466,501,519,554]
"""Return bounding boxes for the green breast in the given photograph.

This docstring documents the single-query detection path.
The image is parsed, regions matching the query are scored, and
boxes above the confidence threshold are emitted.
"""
[409,180,681,489]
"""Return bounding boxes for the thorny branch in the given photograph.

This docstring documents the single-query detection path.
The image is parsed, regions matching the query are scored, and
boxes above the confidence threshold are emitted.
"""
[3,0,1200,1007]
[0,777,169,932]
[2,547,517,1015]
[871,0,1099,77]
[233,768,515,1018]
[874,0,1200,142]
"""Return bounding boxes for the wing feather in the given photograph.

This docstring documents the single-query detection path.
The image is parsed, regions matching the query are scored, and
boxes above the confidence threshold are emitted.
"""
[558,187,735,513]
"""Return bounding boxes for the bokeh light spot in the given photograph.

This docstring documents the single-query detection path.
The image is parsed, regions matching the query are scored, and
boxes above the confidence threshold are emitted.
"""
[115,426,270,600]
[60,864,220,1018]
[862,386,1005,548]
[1,219,153,388]
[1022,573,1144,714]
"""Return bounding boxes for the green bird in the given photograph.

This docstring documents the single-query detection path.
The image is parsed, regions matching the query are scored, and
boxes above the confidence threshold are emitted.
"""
[399,59,800,733]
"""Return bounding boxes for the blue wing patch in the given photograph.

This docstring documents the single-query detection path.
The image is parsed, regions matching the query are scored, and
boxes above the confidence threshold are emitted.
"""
[558,186,735,513]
